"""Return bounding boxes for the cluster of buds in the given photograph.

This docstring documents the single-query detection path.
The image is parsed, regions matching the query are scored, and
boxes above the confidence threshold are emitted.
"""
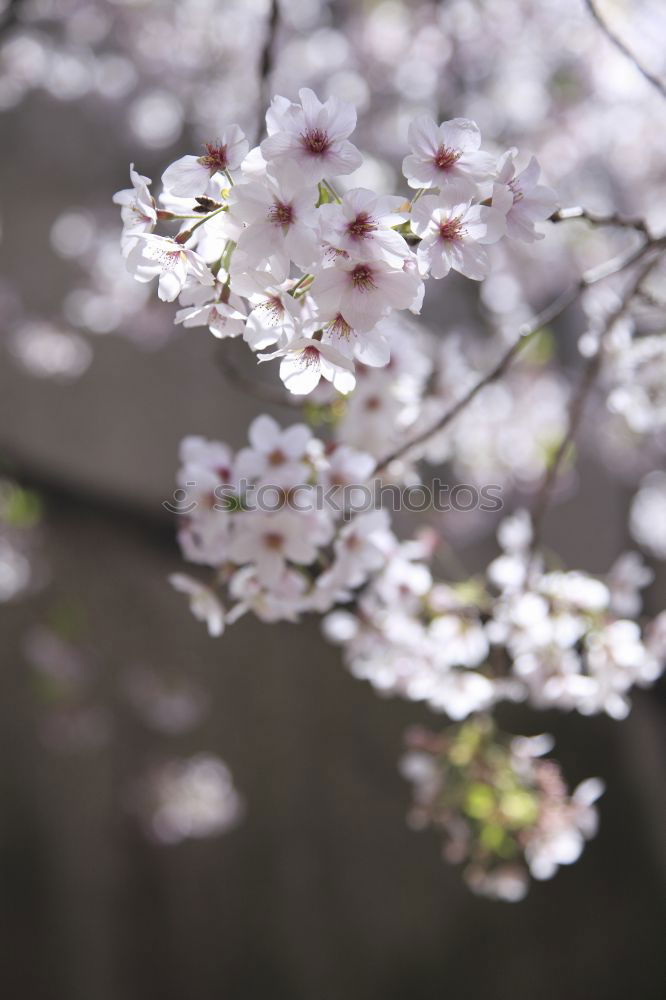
[401,719,604,901]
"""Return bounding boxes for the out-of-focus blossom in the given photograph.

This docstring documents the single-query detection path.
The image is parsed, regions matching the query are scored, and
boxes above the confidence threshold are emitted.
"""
[137,755,243,844]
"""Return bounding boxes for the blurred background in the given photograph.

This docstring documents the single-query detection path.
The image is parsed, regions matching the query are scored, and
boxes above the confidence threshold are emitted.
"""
[0,0,665,997]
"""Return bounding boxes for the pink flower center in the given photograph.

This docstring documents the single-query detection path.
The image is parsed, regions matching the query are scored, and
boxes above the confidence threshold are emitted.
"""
[438,216,465,242]
[346,212,377,240]
[300,128,331,156]
[508,179,524,203]
[268,448,286,466]
[433,145,462,171]
[263,532,284,551]
[300,345,322,367]
[198,142,229,173]
[328,314,354,339]
[257,295,285,325]
[350,264,377,292]
[268,200,294,227]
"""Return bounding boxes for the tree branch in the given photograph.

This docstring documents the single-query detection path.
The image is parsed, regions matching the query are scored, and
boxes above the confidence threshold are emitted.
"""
[256,0,280,140]
[584,0,666,100]
[529,249,664,554]
[374,235,666,473]
[550,206,651,236]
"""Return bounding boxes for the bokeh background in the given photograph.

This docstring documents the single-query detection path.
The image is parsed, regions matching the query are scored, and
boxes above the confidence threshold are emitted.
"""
[1,1,665,997]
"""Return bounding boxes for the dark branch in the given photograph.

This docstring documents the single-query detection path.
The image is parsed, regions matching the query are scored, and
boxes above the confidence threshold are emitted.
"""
[374,236,666,473]
[256,0,280,140]
[529,250,664,554]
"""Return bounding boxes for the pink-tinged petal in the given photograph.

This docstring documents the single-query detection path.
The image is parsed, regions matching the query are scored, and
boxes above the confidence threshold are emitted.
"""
[237,221,280,262]
[324,141,363,176]
[527,184,559,216]
[284,225,319,269]
[315,341,356,370]
[183,250,215,285]
[161,156,210,197]
[460,149,497,181]
[410,194,440,236]
[280,354,322,395]
[261,132,300,162]
[230,181,273,220]
[407,115,439,157]
[495,148,518,184]
[158,270,183,301]
[234,447,267,482]
[476,203,507,244]
[324,95,357,141]
[423,244,451,279]
[438,118,481,152]
[516,155,541,193]
[265,94,295,135]
[506,212,543,243]
[355,330,390,367]
[298,87,324,125]
[343,187,377,217]
[373,228,411,263]
[310,266,348,314]
[324,361,356,394]
[243,314,280,351]
[376,268,421,311]
[452,241,489,280]
[249,414,280,451]
[281,423,312,458]
[340,290,384,332]
[222,124,250,170]
[402,154,439,188]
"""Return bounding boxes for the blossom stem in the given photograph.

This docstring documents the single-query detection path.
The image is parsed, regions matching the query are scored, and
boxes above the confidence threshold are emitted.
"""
[550,206,651,236]
[289,273,314,297]
[321,178,342,203]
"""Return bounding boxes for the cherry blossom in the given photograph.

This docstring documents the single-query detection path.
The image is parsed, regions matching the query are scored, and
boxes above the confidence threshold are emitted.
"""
[319,188,410,266]
[490,149,558,243]
[410,194,493,280]
[259,335,356,395]
[402,116,495,193]
[161,125,249,197]
[227,170,320,281]
[310,258,422,331]
[261,88,362,183]
[112,164,157,256]
[125,234,214,302]
[169,573,225,637]
[234,414,312,488]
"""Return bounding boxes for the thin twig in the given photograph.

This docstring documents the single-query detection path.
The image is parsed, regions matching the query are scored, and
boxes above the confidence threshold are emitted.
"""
[374,236,666,473]
[256,0,280,140]
[550,206,651,237]
[584,0,666,100]
[529,250,664,554]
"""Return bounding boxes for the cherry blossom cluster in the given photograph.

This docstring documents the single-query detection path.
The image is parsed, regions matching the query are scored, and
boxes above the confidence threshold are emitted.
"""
[400,720,604,901]
[115,88,557,396]
[324,510,666,722]
[169,414,400,633]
